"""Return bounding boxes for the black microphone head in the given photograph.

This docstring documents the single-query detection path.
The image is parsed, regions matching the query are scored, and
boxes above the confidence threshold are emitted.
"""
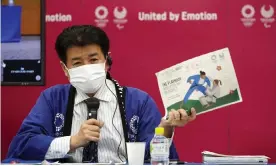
[84,97,100,110]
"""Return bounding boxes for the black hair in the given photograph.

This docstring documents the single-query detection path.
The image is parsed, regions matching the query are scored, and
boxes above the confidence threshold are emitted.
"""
[55,25,110,64]
[200,71,206,75]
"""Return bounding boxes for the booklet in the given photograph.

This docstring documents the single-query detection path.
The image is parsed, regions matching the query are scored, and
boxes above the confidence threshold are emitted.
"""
[202,151,270,158]
[202,151,270,164]
[156,48,242,116]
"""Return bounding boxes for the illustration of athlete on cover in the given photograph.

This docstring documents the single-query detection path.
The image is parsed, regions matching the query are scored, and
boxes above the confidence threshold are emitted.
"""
[199,79,222,108]
[183,71,211,104]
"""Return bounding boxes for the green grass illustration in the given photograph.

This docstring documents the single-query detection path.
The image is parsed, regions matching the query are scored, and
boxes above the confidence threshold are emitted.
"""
[167,89,240,115]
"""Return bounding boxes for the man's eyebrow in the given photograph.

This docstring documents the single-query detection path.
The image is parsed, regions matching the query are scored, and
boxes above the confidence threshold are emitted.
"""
[71,57,81,61]
[71,53,98,61]
[88,53,98,57]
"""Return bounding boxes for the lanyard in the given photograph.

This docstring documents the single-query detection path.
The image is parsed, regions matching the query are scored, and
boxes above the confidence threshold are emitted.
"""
[62,79,129,158]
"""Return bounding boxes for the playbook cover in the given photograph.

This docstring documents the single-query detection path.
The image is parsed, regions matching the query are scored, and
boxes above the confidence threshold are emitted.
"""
[156,48,242,116]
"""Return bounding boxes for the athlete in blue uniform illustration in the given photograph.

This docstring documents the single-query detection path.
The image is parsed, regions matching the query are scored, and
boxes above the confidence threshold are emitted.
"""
[183,71,211,104]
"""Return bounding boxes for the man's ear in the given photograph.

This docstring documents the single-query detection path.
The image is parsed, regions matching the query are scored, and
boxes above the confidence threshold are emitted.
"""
[105,62,110,72]
[60,61,69,77]
[106,52,112,71]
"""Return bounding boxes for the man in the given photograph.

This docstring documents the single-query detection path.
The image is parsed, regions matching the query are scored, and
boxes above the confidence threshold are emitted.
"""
[4,25,196,163]
[183,71,211,104]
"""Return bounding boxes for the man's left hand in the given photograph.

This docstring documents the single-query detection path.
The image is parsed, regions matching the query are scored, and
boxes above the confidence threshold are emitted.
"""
[162,108,196,127]
[159,108,196,138]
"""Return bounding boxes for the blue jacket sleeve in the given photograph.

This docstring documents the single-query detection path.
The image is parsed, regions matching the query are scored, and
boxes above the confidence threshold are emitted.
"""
[205,77,211,87]
[137,94,179,160]
[187,75,197,83]
[6,91,55,161]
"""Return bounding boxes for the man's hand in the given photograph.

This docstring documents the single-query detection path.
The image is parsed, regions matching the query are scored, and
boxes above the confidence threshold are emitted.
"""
[70,119,104,151]
[159,108,196,138]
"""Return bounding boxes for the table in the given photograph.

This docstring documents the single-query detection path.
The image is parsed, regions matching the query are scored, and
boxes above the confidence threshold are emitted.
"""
[2,158,191,164]
[2,159,273,165]
[1,5,22,43]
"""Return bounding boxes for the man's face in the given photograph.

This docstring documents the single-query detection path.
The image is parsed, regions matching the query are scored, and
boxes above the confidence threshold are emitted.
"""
[61,44,108,77]
[200,75,206,79]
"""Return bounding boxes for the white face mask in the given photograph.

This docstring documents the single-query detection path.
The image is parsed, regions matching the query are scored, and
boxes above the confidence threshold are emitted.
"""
[67,63,106,94]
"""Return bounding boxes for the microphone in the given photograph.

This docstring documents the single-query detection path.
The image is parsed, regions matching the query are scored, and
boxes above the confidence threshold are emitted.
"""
[83,97,100,163]
[84,97,100,119]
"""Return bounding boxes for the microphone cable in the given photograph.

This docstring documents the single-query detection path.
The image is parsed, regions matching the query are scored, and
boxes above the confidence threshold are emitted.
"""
[104,79,127,162]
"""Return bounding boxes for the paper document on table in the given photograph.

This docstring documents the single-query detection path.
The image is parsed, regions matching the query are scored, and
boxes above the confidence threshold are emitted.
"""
[156,48,242,117]
[202,151,270,164]
[202,151,270,158]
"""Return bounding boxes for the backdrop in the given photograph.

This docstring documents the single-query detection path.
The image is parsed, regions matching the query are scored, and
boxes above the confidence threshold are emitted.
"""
[1,0,276,162]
